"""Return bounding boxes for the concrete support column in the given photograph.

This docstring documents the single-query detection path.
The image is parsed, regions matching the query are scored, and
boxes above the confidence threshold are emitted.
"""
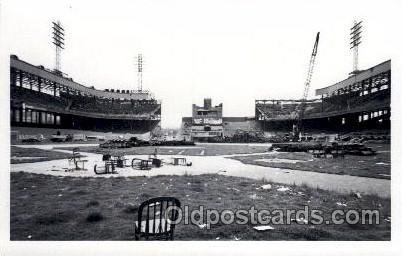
[40,112,45,125]
[10,68,17,86]
[388,71,391,92]
[321,95,324,112]
[37,76,42,92]
[19,70,23,87]
[29,75,33,90]
[369,77,373,92]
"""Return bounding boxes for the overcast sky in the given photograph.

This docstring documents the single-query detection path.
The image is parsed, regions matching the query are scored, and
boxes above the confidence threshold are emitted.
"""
[2,0,397,128]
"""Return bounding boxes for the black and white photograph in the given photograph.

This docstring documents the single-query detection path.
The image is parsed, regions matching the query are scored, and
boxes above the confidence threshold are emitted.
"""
[0,0,401,255]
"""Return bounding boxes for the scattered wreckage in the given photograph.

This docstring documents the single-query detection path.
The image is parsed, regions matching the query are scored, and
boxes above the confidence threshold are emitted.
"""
[271,141,376,158]
[99,137,195,149]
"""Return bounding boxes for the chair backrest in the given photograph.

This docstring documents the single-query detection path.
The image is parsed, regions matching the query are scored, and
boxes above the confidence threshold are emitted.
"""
[72,148,80,159]
[69,148,81,167]
[136,197,181,240]
[140,160,151,170]
[102,154,111,161]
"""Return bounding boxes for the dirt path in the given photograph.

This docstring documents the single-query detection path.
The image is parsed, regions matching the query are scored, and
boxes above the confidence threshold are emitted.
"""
[11,144,390,198]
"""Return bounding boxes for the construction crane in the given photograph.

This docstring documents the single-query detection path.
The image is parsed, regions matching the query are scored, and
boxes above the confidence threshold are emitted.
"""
[293,32,320,141]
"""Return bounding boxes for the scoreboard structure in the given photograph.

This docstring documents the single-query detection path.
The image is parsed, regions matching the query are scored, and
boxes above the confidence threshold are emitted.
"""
[186,98,224,141]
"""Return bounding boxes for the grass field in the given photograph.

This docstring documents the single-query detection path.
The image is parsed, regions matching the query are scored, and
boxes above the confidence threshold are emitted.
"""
[231,143,390,179]
[10,172,390,241]
[11,146,74,164]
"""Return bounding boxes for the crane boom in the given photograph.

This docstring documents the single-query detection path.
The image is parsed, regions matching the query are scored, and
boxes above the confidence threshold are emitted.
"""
[294,32,320,140]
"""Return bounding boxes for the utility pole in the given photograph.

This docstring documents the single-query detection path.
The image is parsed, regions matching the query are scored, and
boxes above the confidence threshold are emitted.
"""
[350,21,362,74]
[52,21,65,75]
[136,53,143,91]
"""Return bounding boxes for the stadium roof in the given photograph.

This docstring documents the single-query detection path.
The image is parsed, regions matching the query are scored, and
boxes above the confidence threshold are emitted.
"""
[315,59,390,96]
[10,55,152,101]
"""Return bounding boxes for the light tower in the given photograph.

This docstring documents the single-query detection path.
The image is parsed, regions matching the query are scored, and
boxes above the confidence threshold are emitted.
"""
[52,20,65,75]
[136,53,143,91]
[350,20,362,75]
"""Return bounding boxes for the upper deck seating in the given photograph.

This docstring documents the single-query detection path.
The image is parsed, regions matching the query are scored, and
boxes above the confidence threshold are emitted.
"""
[11,86,160,116]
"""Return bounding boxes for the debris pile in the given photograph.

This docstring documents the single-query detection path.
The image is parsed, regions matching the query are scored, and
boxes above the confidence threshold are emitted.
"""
[99,137,194,149]
[340,133,390,143]
[272,142,376,157]
[209,130,269,143]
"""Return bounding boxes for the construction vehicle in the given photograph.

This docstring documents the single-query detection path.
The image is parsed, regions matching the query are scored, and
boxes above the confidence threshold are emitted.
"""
[292,32,320,141]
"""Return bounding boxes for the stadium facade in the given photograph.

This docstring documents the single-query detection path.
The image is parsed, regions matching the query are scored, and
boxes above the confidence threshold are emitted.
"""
[256,60,391,132]
[10,55,161,133]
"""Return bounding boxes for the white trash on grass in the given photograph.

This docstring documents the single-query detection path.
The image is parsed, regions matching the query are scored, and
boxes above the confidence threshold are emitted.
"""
[353,192,362,199]
[197,223,207,229]
[249,194,263,200]
[277,186,290,192]
[258,184,272,190]
[375,162,390,166]
[296,218,308,224]
[253,225,275,231]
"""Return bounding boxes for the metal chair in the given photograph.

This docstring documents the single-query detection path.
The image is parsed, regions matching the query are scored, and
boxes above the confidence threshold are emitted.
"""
[94,154,117,174]
[134,197,181,240]
[131,158,152,170]
[68,147,88,170]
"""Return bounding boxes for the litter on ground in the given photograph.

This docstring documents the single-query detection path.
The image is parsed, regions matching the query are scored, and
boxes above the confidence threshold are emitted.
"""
[248,193,263,200]
[253,225,275,231]
[297,218,308,224]
[258,184,272,190]
[352,192,362,199]
[277,186,290,192]
[197,223,207,229]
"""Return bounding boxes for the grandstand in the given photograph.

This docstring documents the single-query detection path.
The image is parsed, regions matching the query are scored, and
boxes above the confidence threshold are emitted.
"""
[222,117,257,137]
[255,99,322,131]
[256,60,391,132]
[10,55,161,133]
